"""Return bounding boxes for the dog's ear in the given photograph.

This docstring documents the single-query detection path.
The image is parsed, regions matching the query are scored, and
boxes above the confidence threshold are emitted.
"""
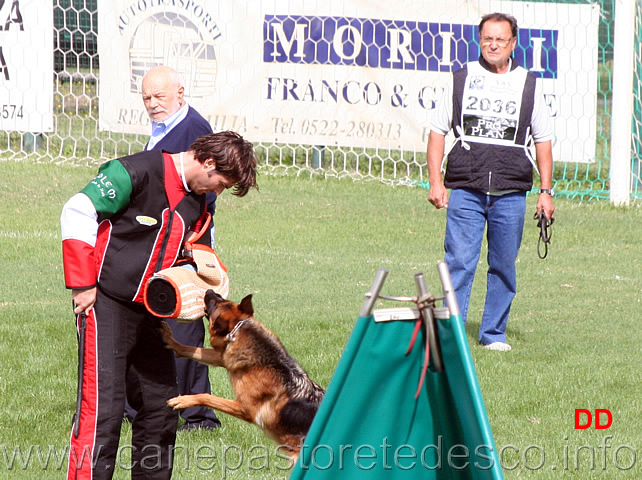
[239,294,254,316]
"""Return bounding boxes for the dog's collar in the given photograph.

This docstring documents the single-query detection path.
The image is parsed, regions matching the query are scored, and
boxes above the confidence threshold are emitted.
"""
[226,318,252,342]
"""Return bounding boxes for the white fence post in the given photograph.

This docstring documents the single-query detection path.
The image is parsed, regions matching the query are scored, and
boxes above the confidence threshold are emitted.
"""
[610,0,636,206]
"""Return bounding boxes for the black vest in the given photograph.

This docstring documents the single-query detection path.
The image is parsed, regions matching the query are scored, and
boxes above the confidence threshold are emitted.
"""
[96,150,205,303]
[445,58,537,192]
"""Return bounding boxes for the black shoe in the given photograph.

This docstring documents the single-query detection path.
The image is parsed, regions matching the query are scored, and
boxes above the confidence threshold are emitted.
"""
[178,420,221,432]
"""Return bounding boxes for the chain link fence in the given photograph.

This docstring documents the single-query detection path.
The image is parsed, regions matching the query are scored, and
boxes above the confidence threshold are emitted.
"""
[2,0,641,202]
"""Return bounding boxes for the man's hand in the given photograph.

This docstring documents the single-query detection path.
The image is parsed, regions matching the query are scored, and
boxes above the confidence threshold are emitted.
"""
[72,287,97,315]
[426,130,448,209]
[536,193,555,220]
[428,183,449,209]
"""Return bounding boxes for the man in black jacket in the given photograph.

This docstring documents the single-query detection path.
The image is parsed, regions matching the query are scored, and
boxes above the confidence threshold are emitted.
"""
[62,132,258,479]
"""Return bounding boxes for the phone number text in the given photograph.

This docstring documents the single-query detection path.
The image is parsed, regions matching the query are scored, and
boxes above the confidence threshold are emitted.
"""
[271,117,402,141]
[0,104,24,119]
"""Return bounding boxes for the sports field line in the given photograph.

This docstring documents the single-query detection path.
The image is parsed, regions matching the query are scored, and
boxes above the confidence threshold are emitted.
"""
[0,300,63,308]
[231,245,434,268]
[0,230,59,240]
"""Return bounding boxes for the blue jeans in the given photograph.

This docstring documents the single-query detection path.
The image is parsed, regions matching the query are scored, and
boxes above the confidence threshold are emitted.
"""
[444,188,526,344]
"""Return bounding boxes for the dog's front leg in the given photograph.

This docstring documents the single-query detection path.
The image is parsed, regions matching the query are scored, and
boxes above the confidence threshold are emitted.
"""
[159,321,223,366]
[168,394,252,423]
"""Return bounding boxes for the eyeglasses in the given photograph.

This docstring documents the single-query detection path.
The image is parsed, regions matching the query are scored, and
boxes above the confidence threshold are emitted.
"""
[481,37,514,48]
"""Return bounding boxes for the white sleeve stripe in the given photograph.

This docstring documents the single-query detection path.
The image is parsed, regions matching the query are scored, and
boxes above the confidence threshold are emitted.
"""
[60,193,99,246]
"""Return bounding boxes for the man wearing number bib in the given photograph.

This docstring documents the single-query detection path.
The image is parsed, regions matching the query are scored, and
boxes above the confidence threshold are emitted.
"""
[426,12,555,352]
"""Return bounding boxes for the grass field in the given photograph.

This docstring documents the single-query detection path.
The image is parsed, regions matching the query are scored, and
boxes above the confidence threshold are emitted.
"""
[0,159,640,479]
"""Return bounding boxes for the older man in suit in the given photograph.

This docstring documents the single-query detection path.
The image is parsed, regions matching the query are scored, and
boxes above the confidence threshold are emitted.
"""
[123,65,221,431]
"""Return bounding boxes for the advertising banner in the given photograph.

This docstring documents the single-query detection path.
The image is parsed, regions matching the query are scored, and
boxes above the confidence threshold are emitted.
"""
[99,0,599,161]
[0,0,53,132]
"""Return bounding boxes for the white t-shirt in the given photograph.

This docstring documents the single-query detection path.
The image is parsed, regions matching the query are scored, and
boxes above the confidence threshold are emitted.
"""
[431,60,554,144]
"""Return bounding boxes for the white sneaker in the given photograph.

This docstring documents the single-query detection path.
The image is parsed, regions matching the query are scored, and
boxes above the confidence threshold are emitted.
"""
[482,342,512,352]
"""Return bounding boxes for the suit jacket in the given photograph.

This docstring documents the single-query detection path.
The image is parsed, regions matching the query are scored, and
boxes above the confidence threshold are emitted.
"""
[148,105,217,241]
[148,105,213,153]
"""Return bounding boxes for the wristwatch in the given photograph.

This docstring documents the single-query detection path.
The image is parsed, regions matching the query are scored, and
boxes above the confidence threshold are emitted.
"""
[540,188,554,196]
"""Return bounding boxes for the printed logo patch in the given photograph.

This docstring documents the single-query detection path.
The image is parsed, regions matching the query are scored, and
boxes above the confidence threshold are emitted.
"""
[469,75,485,90]
[136,215,158,226]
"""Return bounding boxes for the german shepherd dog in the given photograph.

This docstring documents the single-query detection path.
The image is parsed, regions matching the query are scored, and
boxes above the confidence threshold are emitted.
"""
[159,290,325,460]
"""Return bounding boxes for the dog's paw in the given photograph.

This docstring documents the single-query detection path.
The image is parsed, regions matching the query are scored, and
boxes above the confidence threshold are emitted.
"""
[159,321,176,347]
[167,395,194,410]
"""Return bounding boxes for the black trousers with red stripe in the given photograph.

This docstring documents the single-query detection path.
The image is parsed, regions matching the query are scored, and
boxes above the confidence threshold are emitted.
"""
[68,288,178,480]
[124,317,221,428]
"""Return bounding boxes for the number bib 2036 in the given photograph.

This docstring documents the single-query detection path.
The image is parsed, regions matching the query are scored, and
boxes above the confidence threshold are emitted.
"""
[461,62,528,146]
